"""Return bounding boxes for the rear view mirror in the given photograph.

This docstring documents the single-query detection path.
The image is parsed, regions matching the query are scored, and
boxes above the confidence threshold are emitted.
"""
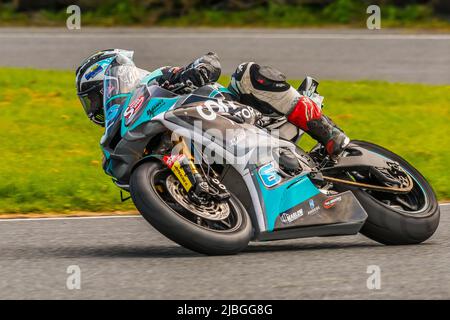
[298,76,319,96]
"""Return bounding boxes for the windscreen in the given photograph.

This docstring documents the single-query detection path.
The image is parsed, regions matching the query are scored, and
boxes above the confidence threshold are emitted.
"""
[102,53,149,129]
[103,53,148,107]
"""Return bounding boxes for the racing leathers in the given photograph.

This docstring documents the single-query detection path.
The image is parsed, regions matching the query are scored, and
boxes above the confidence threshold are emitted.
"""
[149,52,349,157]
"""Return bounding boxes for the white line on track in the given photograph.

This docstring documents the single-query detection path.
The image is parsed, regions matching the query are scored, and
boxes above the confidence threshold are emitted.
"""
[0,33,449,40]
[0,215,140,222]
[0,203,448,222]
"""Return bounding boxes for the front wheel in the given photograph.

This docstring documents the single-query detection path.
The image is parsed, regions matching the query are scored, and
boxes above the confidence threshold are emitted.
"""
[130,161,253,255]
[341,141,440,245]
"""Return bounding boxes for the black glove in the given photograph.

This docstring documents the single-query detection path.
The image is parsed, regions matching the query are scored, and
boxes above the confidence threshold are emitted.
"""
[178,66,210,87]
[170,52,221,88]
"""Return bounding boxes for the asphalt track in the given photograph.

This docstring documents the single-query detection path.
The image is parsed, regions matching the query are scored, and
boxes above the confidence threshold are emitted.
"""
[0,204,448,299]
[0,27,449,83]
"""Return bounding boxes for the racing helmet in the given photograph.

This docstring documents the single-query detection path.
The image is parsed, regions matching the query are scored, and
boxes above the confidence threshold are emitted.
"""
[75,49,134,126]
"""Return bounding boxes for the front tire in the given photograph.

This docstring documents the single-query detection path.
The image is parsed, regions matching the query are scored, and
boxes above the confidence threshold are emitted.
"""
[345,141,440,245]
[130,161,253,255]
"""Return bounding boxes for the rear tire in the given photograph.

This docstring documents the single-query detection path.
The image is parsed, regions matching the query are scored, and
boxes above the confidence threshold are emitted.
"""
[130,161,253,255]
[344,141,440,245]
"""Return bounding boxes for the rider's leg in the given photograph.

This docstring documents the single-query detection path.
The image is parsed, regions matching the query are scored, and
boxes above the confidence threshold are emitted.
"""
[228,62,349,156]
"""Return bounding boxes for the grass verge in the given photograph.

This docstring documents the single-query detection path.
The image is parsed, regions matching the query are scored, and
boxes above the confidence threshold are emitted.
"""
[0,1,449,30]
[0,67,448,213]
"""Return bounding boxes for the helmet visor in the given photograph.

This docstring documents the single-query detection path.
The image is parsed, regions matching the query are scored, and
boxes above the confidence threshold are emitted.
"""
[78,92,92,116]
[78,86,104,126]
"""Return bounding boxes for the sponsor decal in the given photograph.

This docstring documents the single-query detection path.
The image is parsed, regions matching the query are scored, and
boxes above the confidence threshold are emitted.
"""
[146,100,165,118]
[163,154,184,168]
[234,106,255,120]
[306,207,320,216]
[124,96,145,121]
[307,198,320,215]
[280,208,304,224]
[307,206,320,215]
[85,64,103,80]
[163,154,193,192]
[323,196,342,209]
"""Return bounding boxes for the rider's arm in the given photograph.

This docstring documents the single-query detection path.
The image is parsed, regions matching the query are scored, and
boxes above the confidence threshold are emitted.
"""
[153,52,222,89]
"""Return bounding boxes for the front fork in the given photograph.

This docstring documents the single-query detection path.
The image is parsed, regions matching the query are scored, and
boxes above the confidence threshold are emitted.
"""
[162,136,230,202]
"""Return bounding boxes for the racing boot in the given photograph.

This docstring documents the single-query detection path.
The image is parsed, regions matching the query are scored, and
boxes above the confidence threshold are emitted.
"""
[307,116,350,157]
[287,96,350,157]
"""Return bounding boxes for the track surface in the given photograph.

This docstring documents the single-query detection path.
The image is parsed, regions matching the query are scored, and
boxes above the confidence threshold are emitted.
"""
[0,205,448,299]
[0,28,449,84]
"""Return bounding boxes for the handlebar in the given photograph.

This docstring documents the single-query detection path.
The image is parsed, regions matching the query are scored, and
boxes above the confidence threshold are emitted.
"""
[162,80,198,94]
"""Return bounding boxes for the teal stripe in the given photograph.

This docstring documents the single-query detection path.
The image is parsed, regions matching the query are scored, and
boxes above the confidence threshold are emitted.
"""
[140,69,164,84]
[256,173,320,232]
[208,89,219,97]
[105,93,130,106]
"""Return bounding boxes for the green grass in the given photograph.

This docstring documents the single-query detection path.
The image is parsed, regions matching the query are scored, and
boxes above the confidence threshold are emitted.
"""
[160,3,450,30]
[0,68,449,213]
[0,68,136,213]
[0,1,449,30]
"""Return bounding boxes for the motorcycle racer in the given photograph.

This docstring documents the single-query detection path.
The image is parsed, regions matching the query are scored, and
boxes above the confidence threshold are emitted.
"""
[75,50,439,256]
[76,49,349,157]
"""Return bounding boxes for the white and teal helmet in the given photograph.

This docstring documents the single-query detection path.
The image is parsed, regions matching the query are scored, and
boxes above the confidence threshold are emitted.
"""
[76,49,134,126]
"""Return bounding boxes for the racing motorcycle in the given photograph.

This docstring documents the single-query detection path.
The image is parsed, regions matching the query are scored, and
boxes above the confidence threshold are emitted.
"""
[100,53,440,255]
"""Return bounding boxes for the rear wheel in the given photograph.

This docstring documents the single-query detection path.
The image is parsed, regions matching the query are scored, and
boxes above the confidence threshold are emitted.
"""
[130,161,253,255]
[338,141,440,245]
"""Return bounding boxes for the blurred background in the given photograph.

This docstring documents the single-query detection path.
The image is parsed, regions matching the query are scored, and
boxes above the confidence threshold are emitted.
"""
[1,0,450,28]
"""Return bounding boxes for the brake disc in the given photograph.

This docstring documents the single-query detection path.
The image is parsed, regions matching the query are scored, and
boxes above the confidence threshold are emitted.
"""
[165,175,230,221]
